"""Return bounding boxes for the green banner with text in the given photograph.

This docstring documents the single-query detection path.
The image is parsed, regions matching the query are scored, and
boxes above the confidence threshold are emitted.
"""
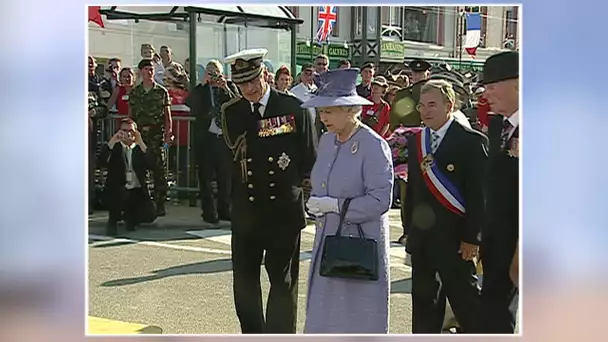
[380,41,405,62]
[296,42,350,61]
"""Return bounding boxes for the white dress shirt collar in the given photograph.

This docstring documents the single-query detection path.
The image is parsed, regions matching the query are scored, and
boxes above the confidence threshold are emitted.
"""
[430,116,454,138]
[506,110,519,128]
[250,84,271,117]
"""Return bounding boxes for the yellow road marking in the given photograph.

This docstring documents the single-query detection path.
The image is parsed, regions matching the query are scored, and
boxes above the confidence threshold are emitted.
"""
[87,316,162,334]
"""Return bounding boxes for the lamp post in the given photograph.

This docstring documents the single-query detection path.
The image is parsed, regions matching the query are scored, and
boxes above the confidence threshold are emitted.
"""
[458,9,465,70]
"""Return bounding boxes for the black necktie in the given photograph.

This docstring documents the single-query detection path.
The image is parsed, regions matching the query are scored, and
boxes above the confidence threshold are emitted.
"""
[252,103,262,119]
[211,87,222,128]
[500,119,513,149]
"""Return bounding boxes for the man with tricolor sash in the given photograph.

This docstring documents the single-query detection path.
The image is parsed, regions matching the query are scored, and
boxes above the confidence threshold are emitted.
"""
[403,79,488,333]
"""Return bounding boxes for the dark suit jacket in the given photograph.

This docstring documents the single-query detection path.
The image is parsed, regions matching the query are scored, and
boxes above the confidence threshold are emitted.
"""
[185,81,240,142]
[222,88,317,233]
[404,120,488,255]
[483,115,519,266]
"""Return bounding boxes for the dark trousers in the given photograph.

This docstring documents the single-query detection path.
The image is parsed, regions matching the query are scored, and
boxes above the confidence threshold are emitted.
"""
[479,242,519,333]
[108,187,155,225]
[231,229,301,334]
[89,132,96,212]
[169,145,190,194]
[399,180,408,233]
[411,244,480,333]
[197,132,232,221]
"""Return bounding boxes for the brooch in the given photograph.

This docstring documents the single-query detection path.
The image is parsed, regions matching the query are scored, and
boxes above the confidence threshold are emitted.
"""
[420,154,434,174]
[278,152,290,170]
[351,141,359,154]
[507,138,519,158]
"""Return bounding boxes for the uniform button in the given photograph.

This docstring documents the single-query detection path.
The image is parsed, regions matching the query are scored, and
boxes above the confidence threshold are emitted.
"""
[268,157,274,162]
[269,183,275,187]
[247,158,252,162]
[249,196,255,202]
[247,171,252,176]
[248,184,253,189]
[269,170,274,175]
[270,196,276,200]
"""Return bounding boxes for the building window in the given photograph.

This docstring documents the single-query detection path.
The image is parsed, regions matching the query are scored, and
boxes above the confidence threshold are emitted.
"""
[381,6,403,39]
[331,7,339,37]
[403,6,439,44]
[288,6,300,33]
[354,6,363,38]
[503,7,518,50]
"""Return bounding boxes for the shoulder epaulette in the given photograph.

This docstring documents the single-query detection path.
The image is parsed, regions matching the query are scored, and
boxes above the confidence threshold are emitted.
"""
[221,96,241,113]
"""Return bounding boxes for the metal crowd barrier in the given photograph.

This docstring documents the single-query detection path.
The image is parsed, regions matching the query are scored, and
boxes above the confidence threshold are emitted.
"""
[93,108,205,207]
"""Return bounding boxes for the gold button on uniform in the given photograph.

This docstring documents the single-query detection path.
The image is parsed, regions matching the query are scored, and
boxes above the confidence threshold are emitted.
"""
[270,196,276,200]
[248,184,253,189]
[269,183,275,187]
[249,196,254,202]
[268,157,274,162]
[269,170,274,175]
[247,171,252,176]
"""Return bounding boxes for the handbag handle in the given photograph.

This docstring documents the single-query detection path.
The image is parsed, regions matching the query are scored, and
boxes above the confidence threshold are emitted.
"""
[334,198,366,239]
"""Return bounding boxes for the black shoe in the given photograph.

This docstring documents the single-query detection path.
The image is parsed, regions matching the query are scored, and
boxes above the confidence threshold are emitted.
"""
[106,221,118,236]
[156,205,166,217]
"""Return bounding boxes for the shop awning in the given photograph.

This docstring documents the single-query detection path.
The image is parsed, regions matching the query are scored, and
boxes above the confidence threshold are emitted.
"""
[99,6,303,28]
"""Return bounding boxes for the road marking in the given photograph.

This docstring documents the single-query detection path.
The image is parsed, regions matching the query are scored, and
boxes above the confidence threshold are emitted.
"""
[87,316,162,334]
[89,234,232,255]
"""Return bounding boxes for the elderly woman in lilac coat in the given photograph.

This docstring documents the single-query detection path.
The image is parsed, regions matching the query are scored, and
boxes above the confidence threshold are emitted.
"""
[301,68,394,334]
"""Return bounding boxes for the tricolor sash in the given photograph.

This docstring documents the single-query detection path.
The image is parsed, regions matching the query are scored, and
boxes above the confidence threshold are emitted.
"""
[417,128,466,216]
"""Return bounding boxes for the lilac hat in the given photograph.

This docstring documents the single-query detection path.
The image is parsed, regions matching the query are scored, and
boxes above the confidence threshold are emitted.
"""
[301,68,373,108]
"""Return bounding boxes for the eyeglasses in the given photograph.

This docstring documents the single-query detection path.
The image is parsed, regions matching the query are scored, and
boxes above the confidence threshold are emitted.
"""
[316,62,328,66]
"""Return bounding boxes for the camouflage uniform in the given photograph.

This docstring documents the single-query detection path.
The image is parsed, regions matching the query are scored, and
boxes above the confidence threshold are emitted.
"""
[89,91,108,212]
[128,82,170,212]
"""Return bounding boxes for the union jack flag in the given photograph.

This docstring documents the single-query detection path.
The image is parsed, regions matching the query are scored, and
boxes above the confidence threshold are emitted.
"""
[315,6,337,43]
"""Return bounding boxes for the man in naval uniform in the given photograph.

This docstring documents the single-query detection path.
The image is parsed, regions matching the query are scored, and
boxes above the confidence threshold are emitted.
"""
[478,51,520,334]
[221,48,317,334]
[389,59,432,129]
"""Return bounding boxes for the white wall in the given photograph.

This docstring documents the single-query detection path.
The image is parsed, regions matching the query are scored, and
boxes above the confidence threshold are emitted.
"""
[485,7,506,48]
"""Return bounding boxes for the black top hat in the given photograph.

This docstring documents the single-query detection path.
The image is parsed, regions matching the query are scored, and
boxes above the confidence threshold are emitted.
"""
[483,51,519,85]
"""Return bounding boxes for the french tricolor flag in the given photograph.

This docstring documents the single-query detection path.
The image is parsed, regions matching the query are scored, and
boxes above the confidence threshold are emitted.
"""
[464,13,481,57]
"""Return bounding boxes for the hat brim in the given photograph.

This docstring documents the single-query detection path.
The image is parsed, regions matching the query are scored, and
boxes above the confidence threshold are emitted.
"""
[301,95,373,108]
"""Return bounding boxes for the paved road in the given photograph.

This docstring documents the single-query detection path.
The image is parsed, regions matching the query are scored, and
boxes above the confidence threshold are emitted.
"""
[88,204,415,334]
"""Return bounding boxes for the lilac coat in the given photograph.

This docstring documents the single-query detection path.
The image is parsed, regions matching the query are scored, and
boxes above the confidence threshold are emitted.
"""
[304,125,394,334]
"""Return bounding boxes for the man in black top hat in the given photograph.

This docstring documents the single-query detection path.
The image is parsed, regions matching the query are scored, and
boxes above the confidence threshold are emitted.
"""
[478,51,519,334]
[221,48,317,334]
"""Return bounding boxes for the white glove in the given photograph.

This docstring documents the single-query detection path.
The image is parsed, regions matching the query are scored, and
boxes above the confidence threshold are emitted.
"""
[306,196,339,216]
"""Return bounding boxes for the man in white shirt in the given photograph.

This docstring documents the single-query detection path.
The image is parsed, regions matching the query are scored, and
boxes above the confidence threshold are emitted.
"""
[290,63,317,123]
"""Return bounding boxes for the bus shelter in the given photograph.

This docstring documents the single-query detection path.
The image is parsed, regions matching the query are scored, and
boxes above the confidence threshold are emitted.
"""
[99,6,303,90]
[96,6,303,205]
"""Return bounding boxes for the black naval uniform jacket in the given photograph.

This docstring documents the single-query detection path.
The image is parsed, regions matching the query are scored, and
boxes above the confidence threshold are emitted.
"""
[404,120,488,255]
[222,88,317,234]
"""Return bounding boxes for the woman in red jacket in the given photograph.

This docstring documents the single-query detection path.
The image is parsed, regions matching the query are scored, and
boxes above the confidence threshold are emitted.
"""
[107,67,135,128]
[361,76,391,138]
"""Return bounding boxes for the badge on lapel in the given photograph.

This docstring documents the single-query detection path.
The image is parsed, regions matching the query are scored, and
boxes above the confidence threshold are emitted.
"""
[278,152,290,170]
[446,164,455,172]
[507,138,519,158]
[258,114,297,138]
